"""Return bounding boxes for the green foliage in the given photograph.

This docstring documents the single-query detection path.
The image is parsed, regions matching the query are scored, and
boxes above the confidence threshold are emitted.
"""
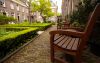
[0,14,17,25]
[0,22,52,29]
[57,13,61,16]
[0,28,38,59]
[71,21,80,27]
[0,20,52,59]
[0,27,29,39]
[70,0,95,26]
[31,0,54,20]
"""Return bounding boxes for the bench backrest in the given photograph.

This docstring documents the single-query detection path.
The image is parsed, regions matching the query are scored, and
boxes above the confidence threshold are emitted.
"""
[84,3,100,40]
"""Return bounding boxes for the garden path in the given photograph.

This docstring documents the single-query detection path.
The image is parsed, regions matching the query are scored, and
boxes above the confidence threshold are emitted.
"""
[4,25,100,63]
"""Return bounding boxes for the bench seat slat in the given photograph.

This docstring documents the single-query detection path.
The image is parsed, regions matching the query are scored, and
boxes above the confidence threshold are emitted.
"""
[54,35,80,50]
[54,35,66,44]
[66,38,76,49]
[54,34,63,41]
[57,36,69,46]
[62,37,72,48]
[72,38,80,50]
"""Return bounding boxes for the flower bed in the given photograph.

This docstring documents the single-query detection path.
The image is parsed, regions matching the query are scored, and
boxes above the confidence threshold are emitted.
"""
[0,27,38,59]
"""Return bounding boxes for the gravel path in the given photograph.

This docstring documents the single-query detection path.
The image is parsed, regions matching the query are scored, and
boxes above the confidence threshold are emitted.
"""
[4,26,100,63]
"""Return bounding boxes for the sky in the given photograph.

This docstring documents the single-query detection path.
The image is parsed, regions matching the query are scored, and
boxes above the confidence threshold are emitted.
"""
[51,0,62,13]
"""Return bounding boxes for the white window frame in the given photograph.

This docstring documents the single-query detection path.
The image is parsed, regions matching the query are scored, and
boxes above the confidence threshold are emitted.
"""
[17,5,19,11]
[11,12,15,18]
[3,1,6,7]
[10,3,14,9]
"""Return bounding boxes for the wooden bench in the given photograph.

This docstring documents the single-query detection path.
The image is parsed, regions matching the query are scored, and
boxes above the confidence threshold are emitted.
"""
[50,3,100,63]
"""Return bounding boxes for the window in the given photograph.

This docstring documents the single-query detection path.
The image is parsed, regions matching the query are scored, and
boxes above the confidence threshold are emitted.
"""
[10,3,14,9]
[11,12,15,18]
[0,0,4,5]
[16,4,19,11]
[3,1,6,7]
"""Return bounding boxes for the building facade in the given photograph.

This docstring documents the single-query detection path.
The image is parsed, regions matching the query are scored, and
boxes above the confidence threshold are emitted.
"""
[62,0,79,20]
[0,0,29,23]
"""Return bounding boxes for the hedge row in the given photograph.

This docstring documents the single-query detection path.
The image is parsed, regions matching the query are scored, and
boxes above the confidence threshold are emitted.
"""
[0,23,52,31]
[0,28,38,59]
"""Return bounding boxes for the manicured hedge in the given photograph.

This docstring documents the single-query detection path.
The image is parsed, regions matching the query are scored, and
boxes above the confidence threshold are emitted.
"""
[0,23,52,27]
[0,28,38,59]
[0,23,52,30]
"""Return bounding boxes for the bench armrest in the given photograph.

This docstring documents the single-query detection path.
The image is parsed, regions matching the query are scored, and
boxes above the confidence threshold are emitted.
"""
[49,29,85,37]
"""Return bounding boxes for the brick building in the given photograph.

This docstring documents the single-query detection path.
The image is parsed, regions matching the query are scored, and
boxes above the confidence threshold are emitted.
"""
[0,0,29,23]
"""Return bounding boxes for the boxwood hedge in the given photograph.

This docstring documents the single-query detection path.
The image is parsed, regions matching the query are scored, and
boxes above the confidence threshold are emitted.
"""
[0,28,38,59]
[0,23,52,30]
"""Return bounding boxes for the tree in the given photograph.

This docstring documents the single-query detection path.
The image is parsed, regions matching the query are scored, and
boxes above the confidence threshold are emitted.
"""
[31,0,54,21]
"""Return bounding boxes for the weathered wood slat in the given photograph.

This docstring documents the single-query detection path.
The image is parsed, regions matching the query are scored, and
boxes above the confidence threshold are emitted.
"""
[54,35,66,44]
[72,38,80,50]
[54,34,62,41]
[67,38,76,49]
[62,37,72,48]
[57,36,69,46]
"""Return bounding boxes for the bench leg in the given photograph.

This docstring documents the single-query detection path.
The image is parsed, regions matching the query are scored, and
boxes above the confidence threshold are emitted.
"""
[75,55,82,63]
[51,46,55,63]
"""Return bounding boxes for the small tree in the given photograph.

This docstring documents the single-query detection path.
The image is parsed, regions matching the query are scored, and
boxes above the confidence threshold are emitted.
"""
[31,0,54,21]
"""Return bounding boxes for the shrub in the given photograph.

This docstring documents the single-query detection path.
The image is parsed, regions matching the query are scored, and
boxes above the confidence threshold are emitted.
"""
[70,0,95,26]
[0,28,38,59]
[0,14,16,25]
[0,23,52,30]
[71,21,80,27]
